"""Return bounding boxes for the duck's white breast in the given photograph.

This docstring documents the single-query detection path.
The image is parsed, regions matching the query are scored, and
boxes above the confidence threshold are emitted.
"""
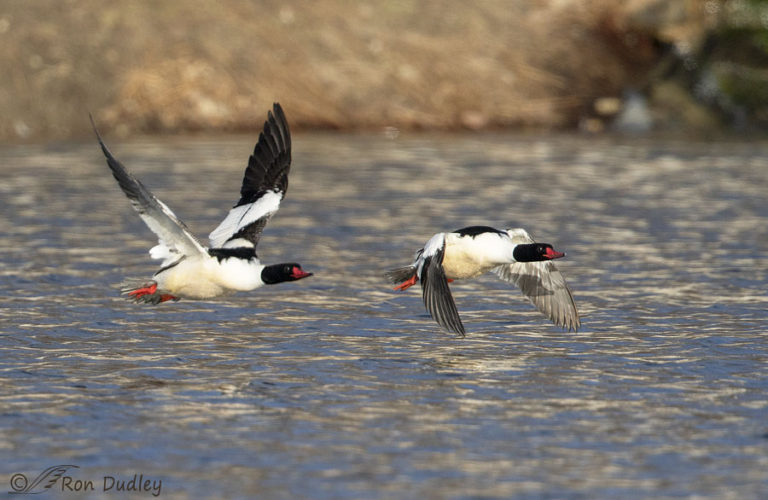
[156,255,264,298]
[442,232,515,279]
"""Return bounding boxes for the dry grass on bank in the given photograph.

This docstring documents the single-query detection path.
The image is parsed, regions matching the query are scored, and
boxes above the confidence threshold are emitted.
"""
[0,0,712,141]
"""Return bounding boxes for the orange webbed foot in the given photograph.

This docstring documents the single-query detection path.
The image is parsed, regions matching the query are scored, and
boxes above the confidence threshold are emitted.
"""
[393,275,418,291]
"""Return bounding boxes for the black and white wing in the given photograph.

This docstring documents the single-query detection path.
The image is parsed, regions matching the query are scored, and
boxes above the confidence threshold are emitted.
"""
[419,233,466,336]
[492,228,580,332]
[208,103,291,250]
[91,116,207,266]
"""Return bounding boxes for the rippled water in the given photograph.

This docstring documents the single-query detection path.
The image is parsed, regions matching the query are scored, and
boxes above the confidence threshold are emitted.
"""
[1,133,767,498]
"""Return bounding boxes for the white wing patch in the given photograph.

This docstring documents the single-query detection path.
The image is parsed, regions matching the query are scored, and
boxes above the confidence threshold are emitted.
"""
[222,238,254,249]
[417,232,445,276]
[506,228,534,243]
[142,198,206,263]
[136,198,207,259]
[208,190,282,249]
[149,242,183,267]
[149,243,172,261]
[422,233,446,258]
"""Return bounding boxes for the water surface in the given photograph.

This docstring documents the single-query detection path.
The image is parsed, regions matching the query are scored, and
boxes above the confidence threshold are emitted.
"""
[1,133,767,498]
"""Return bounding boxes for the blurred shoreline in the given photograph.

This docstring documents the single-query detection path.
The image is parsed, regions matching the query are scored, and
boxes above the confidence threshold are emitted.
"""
[2,0,767,143]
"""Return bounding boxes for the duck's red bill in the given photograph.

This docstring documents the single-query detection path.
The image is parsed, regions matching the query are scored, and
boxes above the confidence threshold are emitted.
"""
[291,268,313,279]
[544,248,566,260]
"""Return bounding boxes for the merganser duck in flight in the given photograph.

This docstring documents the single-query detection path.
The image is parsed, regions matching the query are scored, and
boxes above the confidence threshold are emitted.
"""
[92,103,312,304]
[387,226,579,336]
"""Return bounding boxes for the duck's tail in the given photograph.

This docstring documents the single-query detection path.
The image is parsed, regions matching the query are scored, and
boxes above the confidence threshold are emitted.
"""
[385,266,418,291]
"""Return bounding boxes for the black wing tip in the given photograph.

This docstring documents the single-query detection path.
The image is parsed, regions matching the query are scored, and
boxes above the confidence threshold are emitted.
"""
[554,310,580,332]
[249,103,290,162]
[88,112,103,142]
[436,314,466,337]
[272,102,287,123]
[451,323,467,337]
[267,102,287,126]
[236,102,293,206]
[269,102,291,147]
[89,113,151,205]
[446,309,466,336]
[565,317,581,333]
[253,102,291,154]
[88,113,115,160]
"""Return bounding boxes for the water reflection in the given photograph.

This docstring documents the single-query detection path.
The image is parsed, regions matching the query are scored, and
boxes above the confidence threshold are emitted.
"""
[0,134,767,498]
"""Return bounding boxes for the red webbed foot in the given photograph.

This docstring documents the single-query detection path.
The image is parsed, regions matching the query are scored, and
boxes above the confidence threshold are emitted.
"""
[122,281,179,304]
[127,282,157,300]
[393,275,418,291]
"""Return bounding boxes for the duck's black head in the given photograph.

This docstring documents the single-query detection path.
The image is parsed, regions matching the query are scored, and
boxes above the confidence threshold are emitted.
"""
[513,243,565,262]
[261,263,313,285]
